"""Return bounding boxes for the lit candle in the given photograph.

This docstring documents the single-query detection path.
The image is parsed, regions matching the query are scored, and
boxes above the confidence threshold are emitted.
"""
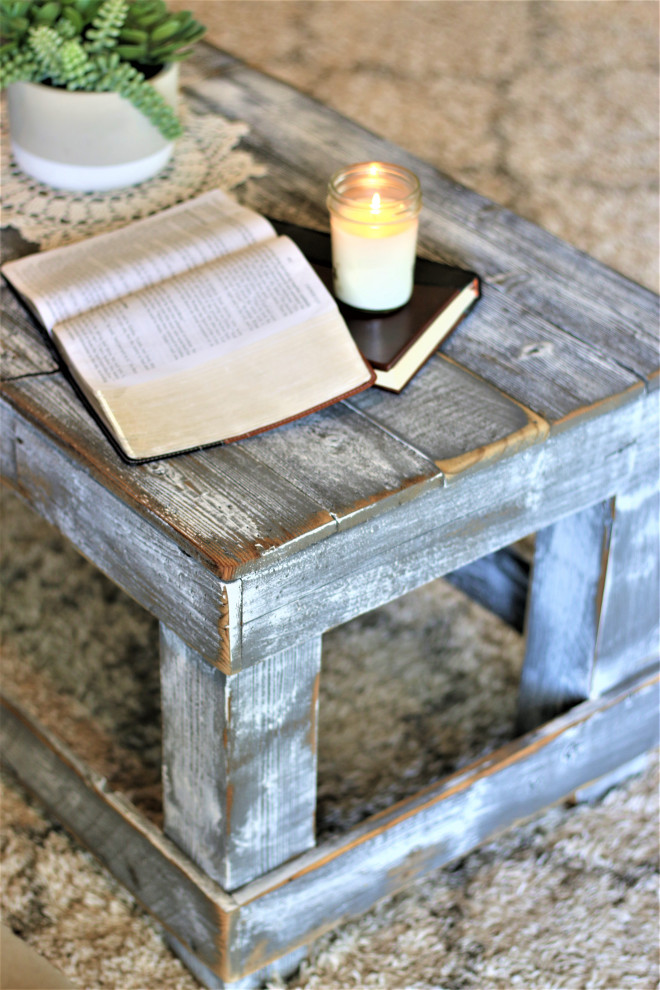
[327,162,421,311]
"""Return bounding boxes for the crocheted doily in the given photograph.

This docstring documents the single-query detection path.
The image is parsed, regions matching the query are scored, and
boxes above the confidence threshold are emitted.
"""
[1,94,266,251]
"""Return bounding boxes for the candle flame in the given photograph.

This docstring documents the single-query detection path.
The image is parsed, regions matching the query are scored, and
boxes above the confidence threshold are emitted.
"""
[370,192,381,214]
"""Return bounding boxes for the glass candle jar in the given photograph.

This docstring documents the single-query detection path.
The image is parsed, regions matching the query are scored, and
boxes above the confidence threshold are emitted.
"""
[327,162,422,312]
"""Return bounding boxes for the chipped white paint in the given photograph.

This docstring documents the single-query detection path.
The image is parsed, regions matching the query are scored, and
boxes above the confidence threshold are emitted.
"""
[592,481,660,695]
[160,625,321,890]
[235,390,659,667]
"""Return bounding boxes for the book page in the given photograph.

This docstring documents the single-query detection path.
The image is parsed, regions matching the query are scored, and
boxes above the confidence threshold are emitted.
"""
[54,237,338,389]
[1,190,274,331]
[90,308,372,459]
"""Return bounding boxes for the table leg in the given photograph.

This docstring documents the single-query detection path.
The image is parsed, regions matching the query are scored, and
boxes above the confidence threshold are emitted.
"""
[159,625,322,891]
[517,484,659,734]
[166,934,309,990]
[589,483,660,696]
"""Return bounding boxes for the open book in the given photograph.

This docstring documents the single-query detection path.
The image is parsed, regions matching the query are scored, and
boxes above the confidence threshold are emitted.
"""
[2,191,374,461]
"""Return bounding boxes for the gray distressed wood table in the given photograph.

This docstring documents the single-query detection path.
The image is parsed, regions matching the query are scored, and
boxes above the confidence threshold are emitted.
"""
[1,43,659,989]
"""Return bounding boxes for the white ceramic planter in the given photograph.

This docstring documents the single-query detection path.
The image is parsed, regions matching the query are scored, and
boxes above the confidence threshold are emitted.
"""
[7,63,179,192]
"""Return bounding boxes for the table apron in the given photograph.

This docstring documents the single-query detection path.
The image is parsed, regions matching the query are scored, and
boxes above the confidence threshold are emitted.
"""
[237,389,658,668]
[2,387,657,673]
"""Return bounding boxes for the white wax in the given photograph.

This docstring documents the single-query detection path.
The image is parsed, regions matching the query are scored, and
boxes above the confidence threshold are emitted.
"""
[330,215,419,311]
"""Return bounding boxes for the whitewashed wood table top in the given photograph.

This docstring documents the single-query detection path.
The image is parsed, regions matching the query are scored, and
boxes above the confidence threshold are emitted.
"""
[2,44,658,586]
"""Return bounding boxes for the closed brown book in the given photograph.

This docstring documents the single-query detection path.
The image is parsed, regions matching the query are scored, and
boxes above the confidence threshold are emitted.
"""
[272,220,480,392]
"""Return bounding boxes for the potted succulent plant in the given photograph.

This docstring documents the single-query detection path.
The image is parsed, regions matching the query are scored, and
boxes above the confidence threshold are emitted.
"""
[0,0,205,190]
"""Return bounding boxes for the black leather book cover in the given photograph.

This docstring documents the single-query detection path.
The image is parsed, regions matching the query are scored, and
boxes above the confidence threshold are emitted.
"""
[271,219,480,371]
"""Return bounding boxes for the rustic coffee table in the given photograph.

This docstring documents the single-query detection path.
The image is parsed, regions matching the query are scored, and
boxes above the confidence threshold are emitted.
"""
[2,44,658,989]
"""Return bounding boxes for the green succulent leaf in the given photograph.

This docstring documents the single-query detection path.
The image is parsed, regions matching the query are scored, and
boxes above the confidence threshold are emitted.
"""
[150,19,178,42]
[115,42,146,59]
[34,5,57,25]
[0,0,205,138]
[119,27,147,43]
[135,11,161,27]
[86,0,128,52]
[61,7,83,32]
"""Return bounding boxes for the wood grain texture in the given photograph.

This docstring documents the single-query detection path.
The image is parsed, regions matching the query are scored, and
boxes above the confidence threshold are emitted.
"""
[236,389,659,666]
[0,285,59,380]
[4,405,237,667]
[166,933,307,990]
[239,403,443,531]
[445,547,529,633]
[518,479,660,731]
[349,353,548,474]
[592,481,660,695]
[439,283,643,424]
[517,499,616,733]
[0,399,19,485]
[419,197,660,385]
[228,665,660,978]
[160,626,322,890]
[0,695,236,979]
[3,668,657,985]
[1,225,59,378]
[1,374,338,580]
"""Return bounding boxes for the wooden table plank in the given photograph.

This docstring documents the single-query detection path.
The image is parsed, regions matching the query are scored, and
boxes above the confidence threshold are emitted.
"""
[1,286,59,379]
[0,694,236,980]
[4,666,658,985]
[440,283,644,425]
[350,354,546,474]
[418,191,660,387]
[1,223,59,377]
[2,374,336,581]
[239,403,443,530]
[3,404,242,667]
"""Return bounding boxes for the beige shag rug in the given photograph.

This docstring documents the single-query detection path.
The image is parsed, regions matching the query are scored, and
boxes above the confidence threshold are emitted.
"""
[2,2,659,988]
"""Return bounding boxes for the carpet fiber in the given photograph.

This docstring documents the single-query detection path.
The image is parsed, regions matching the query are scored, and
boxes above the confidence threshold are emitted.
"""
[1,2,658,988]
